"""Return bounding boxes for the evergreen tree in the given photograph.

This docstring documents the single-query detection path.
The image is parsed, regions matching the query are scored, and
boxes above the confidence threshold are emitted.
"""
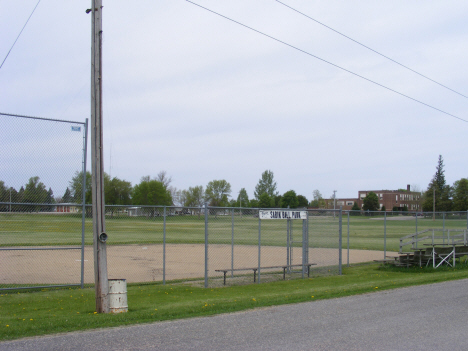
[62,187,73,203]
[422,155,452,212]
[351,202,361,215]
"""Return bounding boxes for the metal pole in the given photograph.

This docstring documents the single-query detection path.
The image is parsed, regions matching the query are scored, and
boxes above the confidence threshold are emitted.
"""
[443,212,446,245]
[302,219,306,279]
[286,219,290,269]
[80,118,88,289]
[339,206,342,275]
[231,208,234,278]
[90,0,109,313]
[383,210,387,259]
[163,206,166,285]
[258,214,261,284]
[204,202,208,288]
[415,210,418,249]
[347,211,350,267]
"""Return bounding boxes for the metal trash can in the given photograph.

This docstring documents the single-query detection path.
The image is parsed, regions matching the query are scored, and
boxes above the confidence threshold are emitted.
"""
[108,279,128,313]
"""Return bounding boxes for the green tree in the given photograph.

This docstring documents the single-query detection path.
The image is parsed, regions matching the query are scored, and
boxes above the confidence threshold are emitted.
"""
[362,191,379,212]
[43,188,55,211]
[22,177,50,212]
[0,181,8,211]
[249,199,259,208]
[422,155,452,212]
[205,180,231,207]
[254,170,278,200]
[282,190,299,208]
[133,179,172,207]
[351,201,360,215]
[452,178,468,211]
[258,193,274,208]
[61,187,73,203]
[69,171,92,204]
[297,194,308,208]
[181,185,205,217]
[236,188,250,208]
[182,186,205,207]
[274,195,283,208]
[104,174,132,206]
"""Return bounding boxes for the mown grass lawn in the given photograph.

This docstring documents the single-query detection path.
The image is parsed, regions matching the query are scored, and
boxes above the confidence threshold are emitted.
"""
[1,213,465,252]
[1,263,468,341]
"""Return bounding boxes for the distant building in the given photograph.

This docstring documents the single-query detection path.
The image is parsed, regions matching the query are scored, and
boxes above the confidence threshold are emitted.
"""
[323,185,421,212]
[323,198,357,211]
[357,185,421,211]
[55,203,80,213]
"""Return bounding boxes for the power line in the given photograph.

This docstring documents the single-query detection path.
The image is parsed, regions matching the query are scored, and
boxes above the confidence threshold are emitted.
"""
[0,0,41,70]
[185,0,467,124]
[274,0,468,100]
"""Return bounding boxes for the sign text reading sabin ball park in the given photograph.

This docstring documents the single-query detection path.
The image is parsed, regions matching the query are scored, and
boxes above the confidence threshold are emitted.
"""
[259,210,307,220]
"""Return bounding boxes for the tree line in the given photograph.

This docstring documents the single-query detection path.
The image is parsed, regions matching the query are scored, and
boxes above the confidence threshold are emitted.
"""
[0,170,310,211]
[1,157,466,212]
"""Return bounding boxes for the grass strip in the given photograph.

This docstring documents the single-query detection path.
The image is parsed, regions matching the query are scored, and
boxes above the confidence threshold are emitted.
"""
[1,263,468,341]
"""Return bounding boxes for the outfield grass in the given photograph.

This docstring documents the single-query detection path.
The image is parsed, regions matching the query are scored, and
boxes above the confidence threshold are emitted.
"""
[0,213,466,252]
[1,263,468,341]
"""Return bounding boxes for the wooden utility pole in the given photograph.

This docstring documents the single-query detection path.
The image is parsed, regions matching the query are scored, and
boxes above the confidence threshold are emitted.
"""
[91,0,109,313]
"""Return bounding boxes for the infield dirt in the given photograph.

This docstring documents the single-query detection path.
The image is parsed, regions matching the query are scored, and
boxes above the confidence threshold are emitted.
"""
[1,244,395,285]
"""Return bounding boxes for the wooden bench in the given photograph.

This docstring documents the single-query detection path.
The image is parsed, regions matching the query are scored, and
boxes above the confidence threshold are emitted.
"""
[215,263,317,285]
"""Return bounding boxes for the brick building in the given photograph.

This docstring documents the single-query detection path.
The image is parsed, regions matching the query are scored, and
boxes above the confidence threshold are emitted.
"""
[357,185,421,211]
[322,185,421,212]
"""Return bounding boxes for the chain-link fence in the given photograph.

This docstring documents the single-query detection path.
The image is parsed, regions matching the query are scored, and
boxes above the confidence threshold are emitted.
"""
[0,113,88,290]
[2,198,467,290]
[342,210,468,266]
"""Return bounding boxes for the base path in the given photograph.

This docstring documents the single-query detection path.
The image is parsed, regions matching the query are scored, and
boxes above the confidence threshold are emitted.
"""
[0,244,393,285]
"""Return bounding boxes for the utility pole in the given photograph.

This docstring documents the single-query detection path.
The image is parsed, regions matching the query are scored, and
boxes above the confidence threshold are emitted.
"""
[90,0,109,313]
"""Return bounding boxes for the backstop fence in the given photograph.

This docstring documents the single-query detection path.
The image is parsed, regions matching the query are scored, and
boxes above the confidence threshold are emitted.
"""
[0,112,88,290]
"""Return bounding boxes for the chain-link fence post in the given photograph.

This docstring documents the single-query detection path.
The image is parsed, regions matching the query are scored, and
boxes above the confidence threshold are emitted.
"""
[258,215,261,284]
[339,207,342,275]
[383,210,387,259]
[204,202,208,288]
[163,206,166,285]
[443,212,446,245]
[80,119,88,289]
[347,211,350,267]
[231,208,234,278]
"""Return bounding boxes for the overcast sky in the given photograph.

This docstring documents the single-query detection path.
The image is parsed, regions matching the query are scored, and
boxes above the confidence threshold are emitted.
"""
[1,0,467,202]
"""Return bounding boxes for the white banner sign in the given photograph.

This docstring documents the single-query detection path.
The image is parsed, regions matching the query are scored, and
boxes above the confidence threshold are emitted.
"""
[259,210,307,220]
